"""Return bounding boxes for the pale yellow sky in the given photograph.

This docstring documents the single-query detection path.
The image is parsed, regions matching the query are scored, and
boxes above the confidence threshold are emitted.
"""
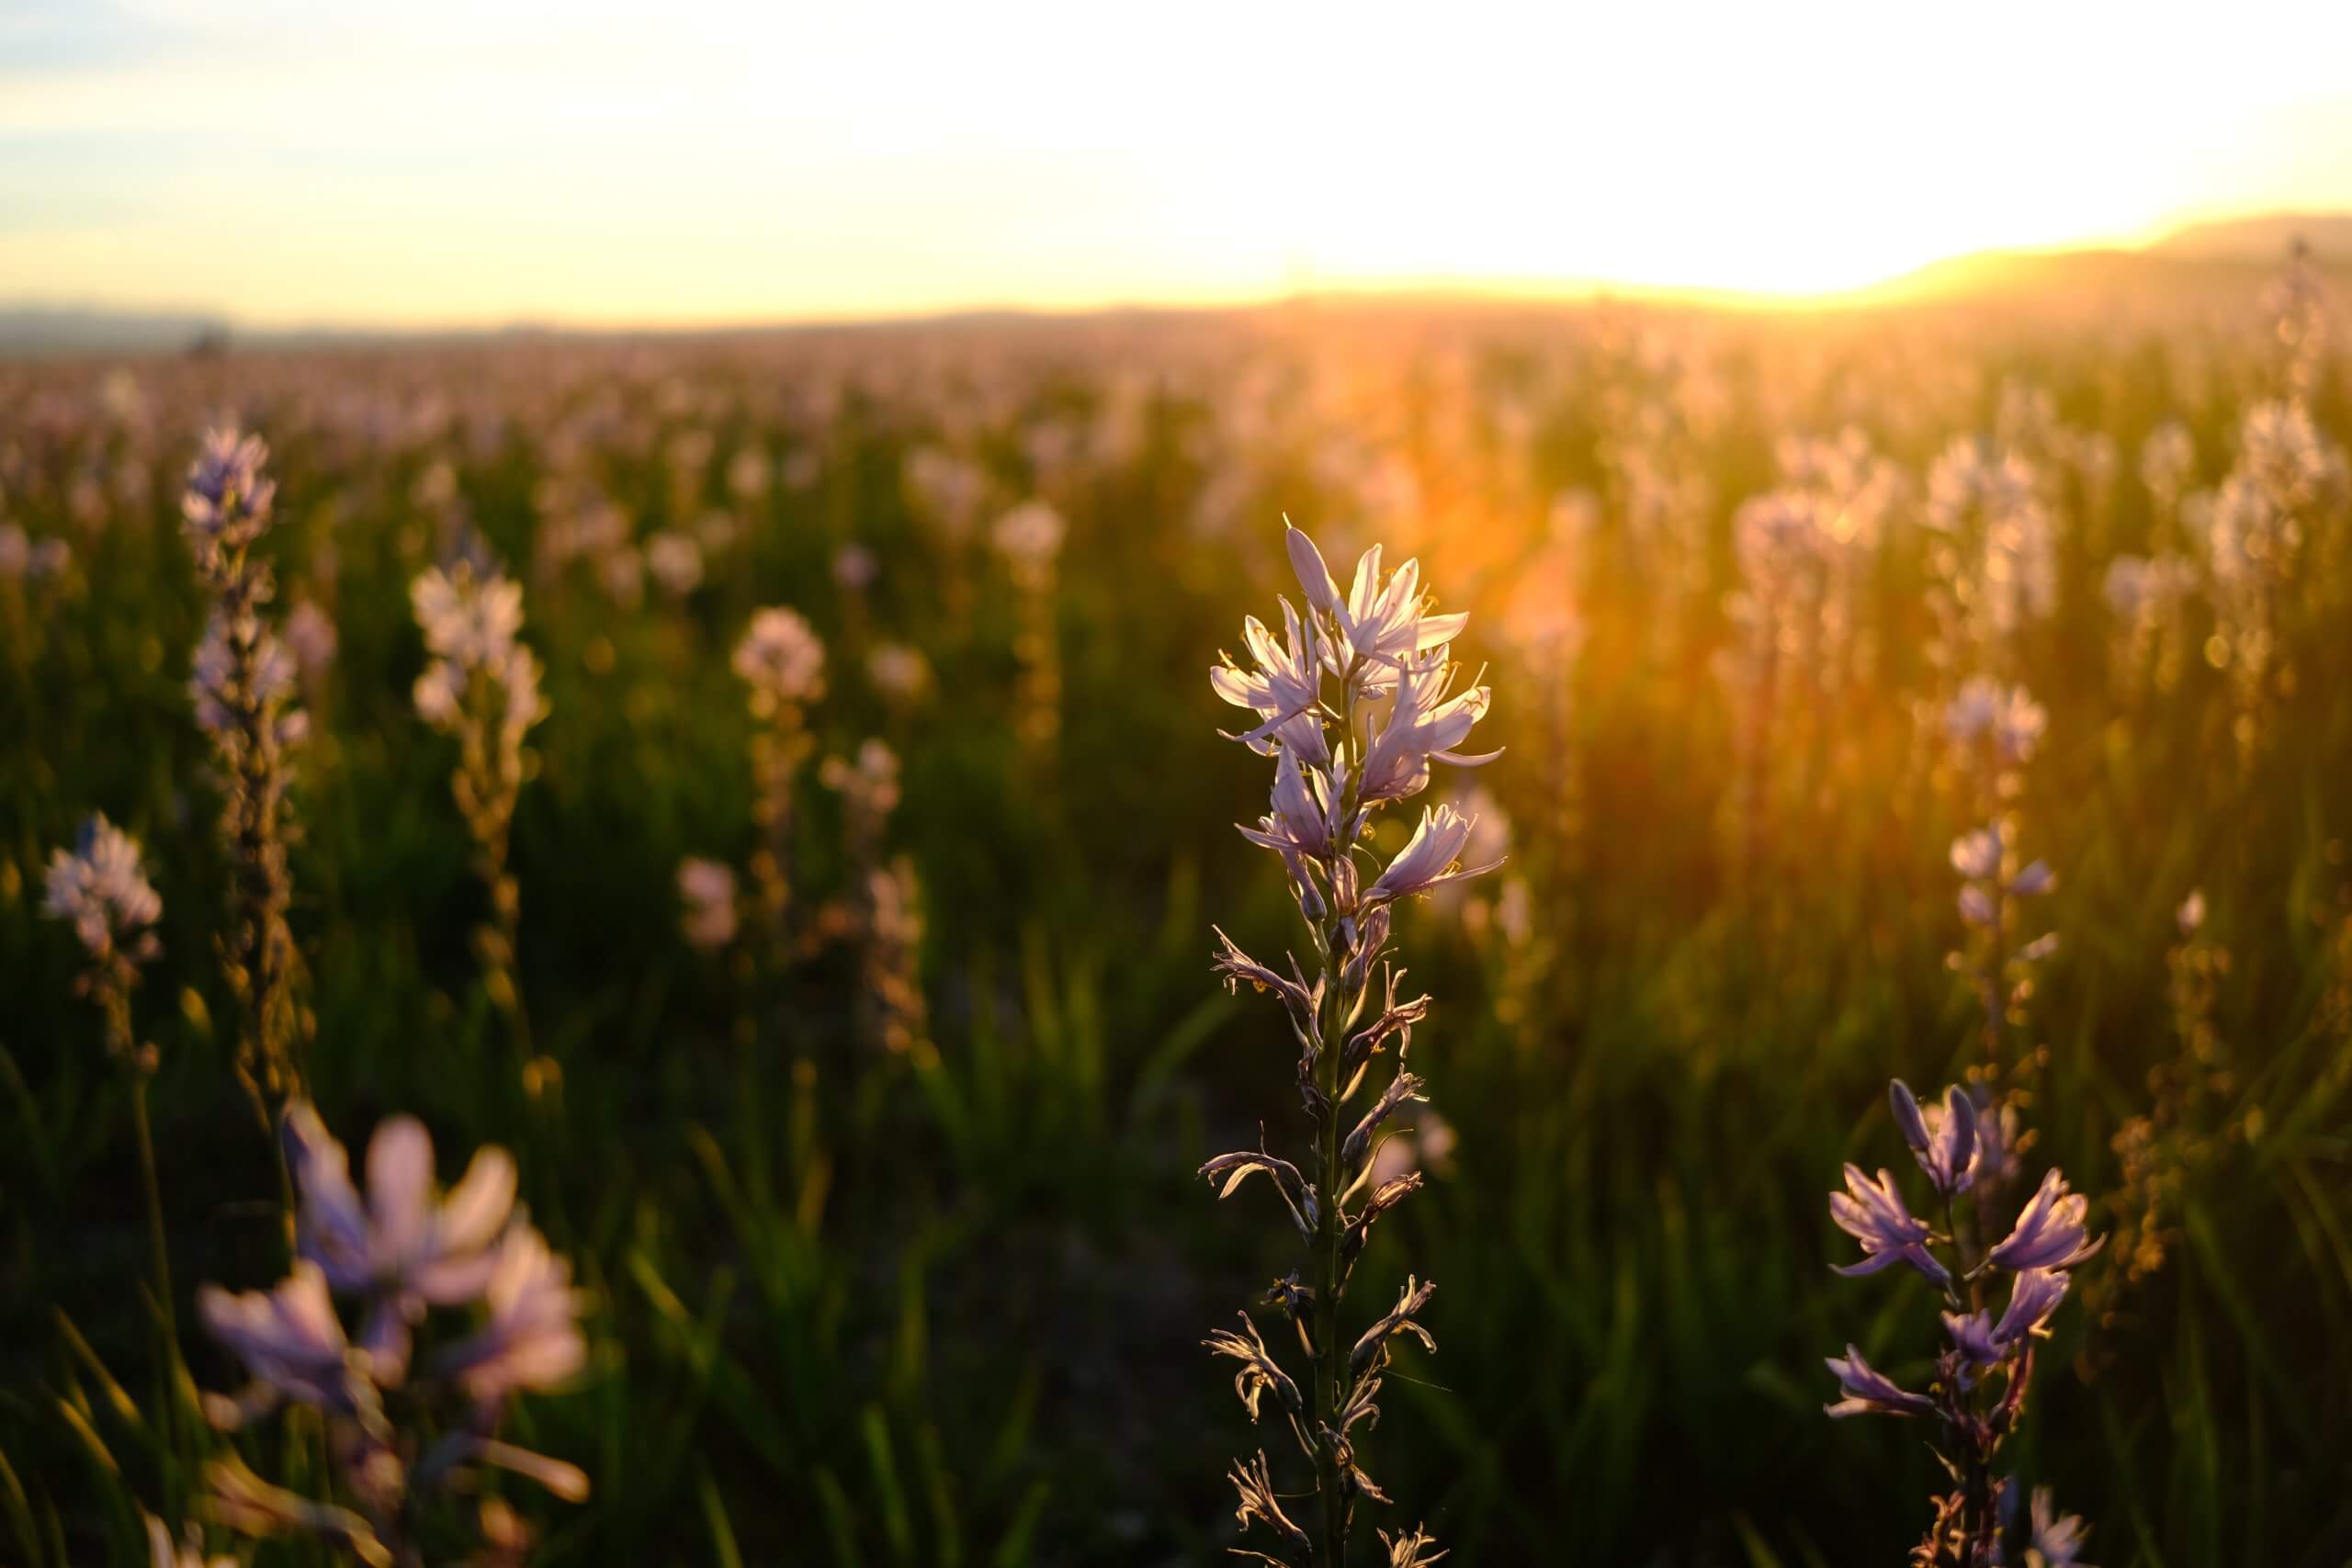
[5,0,2350,327]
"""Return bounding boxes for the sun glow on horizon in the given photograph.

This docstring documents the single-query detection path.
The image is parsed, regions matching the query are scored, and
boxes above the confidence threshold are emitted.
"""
[5,0,2351,328]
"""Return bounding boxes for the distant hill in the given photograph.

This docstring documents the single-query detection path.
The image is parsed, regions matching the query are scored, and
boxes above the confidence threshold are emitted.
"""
[1856,214,2352,310]
[6,212,2350,352]
[2148,212,2352,264]
[0,306,229,356]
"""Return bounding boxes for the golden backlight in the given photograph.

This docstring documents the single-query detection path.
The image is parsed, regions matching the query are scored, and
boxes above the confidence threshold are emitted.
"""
[4,0,2350,325]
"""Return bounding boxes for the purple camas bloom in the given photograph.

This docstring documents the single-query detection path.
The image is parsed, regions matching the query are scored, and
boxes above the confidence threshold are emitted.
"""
[1826,1077,2100,1562]
[1945,677,2046,767]
[284,1103,516,1378]
[436,1226,589,1404]
[2028,1487,2095,1567]
[181,430,277,558]
[198,1101,586,1561]
[192,610,307,746]
[180,428,306,1111]
[1200,521,1488,1564]
[1942,1269,2068,1373]
[1890,1080,1978,1195]
[198,1261,362,1415]
[1828,1163,1951,1285]
[1823,1344,1936,1418]
[1984,1168,2104,1273]
[1995,1267,2070,1344]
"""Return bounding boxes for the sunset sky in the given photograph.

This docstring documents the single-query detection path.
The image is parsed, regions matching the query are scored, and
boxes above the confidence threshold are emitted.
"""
[6,0,2352,328]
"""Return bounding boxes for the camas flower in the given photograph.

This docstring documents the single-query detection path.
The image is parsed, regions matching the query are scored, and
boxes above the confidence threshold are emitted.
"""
[1238,744,1347,860]
[1951,829,2002,883]
[1889,1080,1977,1195]
[1942,1268,2068,1371]
[1823,1344,1937,1418]
[1828,1164,1950,1285]
[1364,803,1500,906]
[732,606,826,706]
[1945,677,2046,766]
[1984,1168,2103,1274]
[436,1226,588,1404]
[1203,1312,1303,1421]
[1284,525,1467,673]
[1211,598,1328,761]
[181,430,276,554]
[42,812,162,957]
[413,565,524,670]
[992,500,1067,569]
[2027,1487,2094,1568]
[867,642,932,703]
[284,1104,516,1376]
[198,1261,361,1414]
[1359,649,1498,804]
[191,610,308,746]
[282,601,339,682]
[676,857,740,951]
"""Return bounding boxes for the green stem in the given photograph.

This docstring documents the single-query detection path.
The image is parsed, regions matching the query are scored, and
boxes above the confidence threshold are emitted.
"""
[1313,914,1347,1566]
[129,1071,186,1489]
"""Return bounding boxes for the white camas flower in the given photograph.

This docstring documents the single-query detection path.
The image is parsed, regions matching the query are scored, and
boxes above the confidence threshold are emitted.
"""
[732,606,825,706]
[1211,599,1328,761]
[992,500,1066,569]
[43,813,163,957]
[1200,522,1488,1564]
[820,738,902,820]
[412,565,523,670]
[409,562,545,745]
[676,857,740,951]
[1284,525,1467,675]
[1365,803,1498,906]
[1238,745,1345,860]
[1359,649,1496,804]
[867,641,932,703]
[645,531,704,596]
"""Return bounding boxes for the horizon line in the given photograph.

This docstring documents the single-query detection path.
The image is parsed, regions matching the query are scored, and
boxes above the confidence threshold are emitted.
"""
[7,209,2346,347]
